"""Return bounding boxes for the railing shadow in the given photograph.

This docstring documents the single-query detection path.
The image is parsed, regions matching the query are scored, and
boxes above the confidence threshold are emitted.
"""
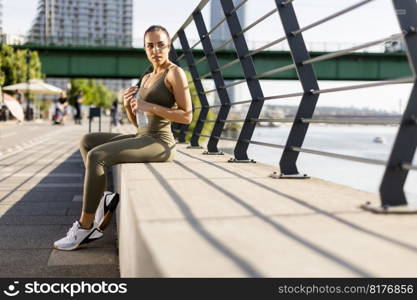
[146,155,375,277]
[177,149,417,255]
[0,138,118,277]
[145,163,264,277]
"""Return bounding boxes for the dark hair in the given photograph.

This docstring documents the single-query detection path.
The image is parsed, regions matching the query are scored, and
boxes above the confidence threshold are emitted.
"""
[143,25,171,46]
[135,25,171,89]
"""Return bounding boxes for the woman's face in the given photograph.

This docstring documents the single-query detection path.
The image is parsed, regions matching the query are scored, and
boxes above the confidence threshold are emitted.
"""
[144,30,171,66]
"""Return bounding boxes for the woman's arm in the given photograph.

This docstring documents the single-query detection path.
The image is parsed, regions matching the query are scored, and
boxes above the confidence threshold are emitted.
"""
[135,66,193,124]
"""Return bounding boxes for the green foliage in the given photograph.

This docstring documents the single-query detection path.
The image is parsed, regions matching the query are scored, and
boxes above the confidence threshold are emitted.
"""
[0,45,44,87]
[68,78,115,108]
[0,45,18,86]
[184,71,216,143]
[29,51,43,80]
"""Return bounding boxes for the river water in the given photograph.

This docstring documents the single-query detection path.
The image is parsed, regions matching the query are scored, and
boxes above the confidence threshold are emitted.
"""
[218,124,417,203]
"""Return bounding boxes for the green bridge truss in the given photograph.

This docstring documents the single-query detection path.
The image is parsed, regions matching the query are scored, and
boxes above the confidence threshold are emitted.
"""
[13,45,411,80]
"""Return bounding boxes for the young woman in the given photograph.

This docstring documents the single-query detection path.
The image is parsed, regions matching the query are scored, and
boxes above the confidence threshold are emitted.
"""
[54,25,193,251]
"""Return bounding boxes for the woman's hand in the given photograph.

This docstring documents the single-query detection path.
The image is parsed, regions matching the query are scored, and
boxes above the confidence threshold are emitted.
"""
[136,99,154,113]
[123,86,138,109]
[130,97,153,114]
[129,98,137,114]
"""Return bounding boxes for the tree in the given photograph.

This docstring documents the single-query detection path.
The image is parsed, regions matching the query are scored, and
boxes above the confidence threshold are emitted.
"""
[68,78,115,108]
[0,45,44,87]
[0,45,18,86]
[184,71,216,142]
[29,51,43,80]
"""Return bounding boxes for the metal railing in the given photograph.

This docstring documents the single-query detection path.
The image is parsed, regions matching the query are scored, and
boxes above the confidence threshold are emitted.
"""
[170,0,417,212]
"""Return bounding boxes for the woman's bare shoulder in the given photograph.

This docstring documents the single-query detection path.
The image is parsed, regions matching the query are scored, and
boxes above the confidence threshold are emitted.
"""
[166,64,186,80]
[165,65,187,91]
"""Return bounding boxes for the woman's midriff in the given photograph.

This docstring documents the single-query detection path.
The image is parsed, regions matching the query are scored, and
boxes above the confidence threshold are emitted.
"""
[136,114,176,147]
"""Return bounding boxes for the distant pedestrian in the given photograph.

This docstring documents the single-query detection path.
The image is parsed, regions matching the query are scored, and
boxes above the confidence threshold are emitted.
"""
[110,98,121,128]
[74,91,83,125]
[14,90,24,105]
[58,92,69,124]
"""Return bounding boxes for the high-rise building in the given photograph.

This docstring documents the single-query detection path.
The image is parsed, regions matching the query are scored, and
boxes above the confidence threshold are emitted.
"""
[210,0,246,49]
[29,0,132,46]
[210,0,246,105]
[28,0,133,92]
[0,0,3,34]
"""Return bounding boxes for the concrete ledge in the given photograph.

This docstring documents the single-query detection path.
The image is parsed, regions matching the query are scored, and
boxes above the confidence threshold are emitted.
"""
[113,165,161,277]
[113,144,417,277]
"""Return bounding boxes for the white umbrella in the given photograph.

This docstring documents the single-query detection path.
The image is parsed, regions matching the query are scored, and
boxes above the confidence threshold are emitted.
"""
[2,79,64,95]
[2,93,24,122]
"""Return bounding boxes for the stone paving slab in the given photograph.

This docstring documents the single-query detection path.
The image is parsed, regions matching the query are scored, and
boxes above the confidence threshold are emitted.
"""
[0,233,64,250]
[0,215,85,226]
[0,224,63,237]
[0,191,81,204]
[48,248,118,266]
[0,249,52,268]
[0,122,119,278]
[0,265,120,278]
[0,204,69,216]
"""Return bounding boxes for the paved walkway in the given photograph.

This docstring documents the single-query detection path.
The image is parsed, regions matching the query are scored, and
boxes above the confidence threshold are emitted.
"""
[0,121,119,278]
[3,120,417,277]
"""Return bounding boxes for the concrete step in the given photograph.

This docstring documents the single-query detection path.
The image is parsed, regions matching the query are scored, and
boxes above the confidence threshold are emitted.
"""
[114,143,417,277]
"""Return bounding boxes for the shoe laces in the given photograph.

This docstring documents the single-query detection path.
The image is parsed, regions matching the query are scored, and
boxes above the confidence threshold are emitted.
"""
[67,221,80,239]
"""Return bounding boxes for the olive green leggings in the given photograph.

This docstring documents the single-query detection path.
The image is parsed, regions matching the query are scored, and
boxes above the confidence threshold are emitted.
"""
[79,132,176,213]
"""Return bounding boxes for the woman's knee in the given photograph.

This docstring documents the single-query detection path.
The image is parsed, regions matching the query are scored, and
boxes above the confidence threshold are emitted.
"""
[86,148,106,165]
[86,149,108,176]
[80,133,93,151]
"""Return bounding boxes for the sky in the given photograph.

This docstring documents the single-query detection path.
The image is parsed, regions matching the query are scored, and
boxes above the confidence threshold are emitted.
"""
[2,0,401,45]
[1,0,413,112]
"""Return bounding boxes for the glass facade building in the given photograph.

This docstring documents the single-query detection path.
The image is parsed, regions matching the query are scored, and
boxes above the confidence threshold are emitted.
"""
[28,0,134,92]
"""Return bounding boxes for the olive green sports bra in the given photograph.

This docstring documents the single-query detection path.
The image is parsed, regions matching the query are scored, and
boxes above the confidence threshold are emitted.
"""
[138,66,177,109]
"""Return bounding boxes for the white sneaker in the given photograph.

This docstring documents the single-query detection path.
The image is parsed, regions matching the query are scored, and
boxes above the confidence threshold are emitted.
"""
[53,221,103,251]
[95,191,120,231]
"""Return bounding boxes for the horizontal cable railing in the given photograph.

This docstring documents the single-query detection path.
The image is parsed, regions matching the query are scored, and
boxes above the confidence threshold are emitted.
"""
[290,0,375,36]
[198,117,401,125]
[402,163,417,171]
[171,0,417,209]
[302,33,404,66]
[290,146,387,166]
[192,75,413,109]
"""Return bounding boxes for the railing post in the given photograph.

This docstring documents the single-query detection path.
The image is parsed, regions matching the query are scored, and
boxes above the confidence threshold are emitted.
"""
[364,0,417,213]
[274,0,320,178]
[220,0,264,163]
[177,29,209,148]
[193,10,232,155]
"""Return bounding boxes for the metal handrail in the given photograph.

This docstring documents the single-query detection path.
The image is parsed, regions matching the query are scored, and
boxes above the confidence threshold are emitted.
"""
[198,117,401,125]
[195,129,393,167]
[402,163,417,171]
[169,0,417,211]
[238,8,278,36]
[291,146,387,166]
[183,30,400,83]
[302,33,404,66]
[171,0,210,43]
[246,36,288,57]
[206,0,248,37]
[192,75,413,110]
[291,0,375,36]
[310,77,415,95]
